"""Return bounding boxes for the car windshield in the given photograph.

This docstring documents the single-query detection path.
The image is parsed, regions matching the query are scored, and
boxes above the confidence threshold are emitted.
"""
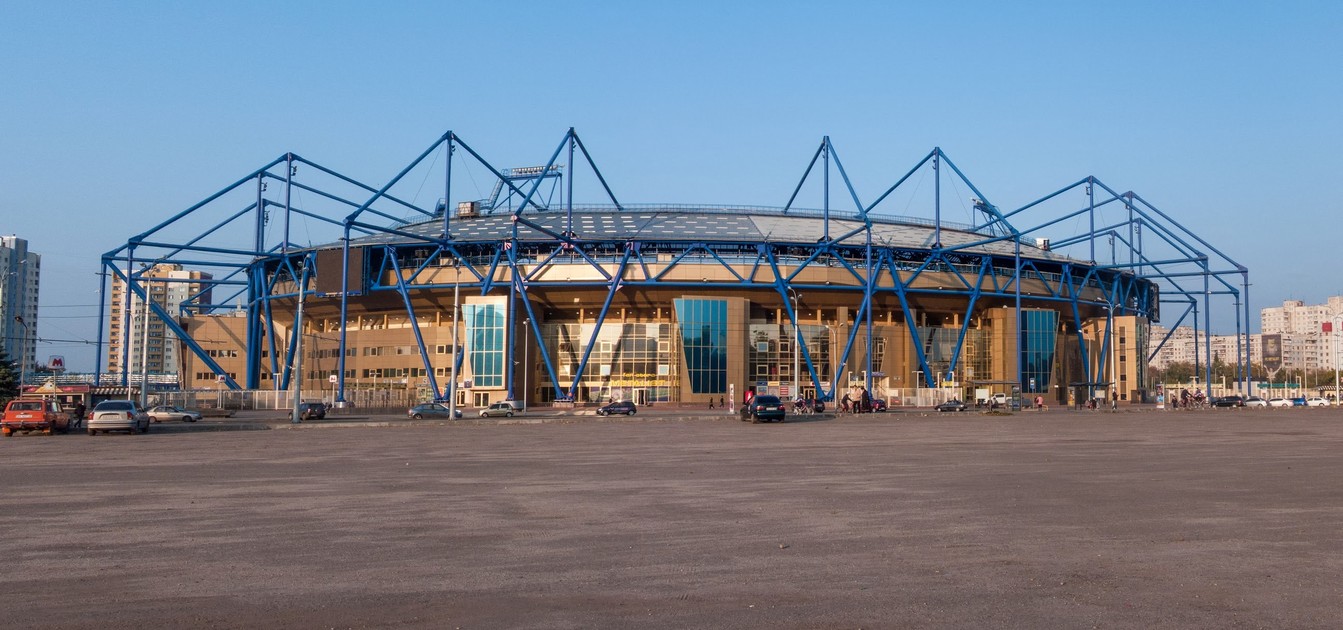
[95,401,133,411]
[755,396,781,405]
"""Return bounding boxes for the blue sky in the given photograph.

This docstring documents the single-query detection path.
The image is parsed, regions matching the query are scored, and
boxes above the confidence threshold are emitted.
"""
[3,1,1340,371]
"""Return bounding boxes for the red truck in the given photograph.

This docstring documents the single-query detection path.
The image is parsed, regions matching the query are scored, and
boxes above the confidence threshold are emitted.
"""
[2,399,74,436]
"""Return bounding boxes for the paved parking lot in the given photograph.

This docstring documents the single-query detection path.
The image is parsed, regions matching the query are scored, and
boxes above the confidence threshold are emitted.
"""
[3,406,1342,629]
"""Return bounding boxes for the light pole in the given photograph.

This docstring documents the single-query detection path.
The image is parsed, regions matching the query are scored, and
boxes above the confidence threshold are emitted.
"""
[290,276,307,424]
[13,316,28,395]
[1333,316,1342,404]
[523,318,529,410]
[788,288,801,401]
[139,270,152,409]
[448,262,460,418]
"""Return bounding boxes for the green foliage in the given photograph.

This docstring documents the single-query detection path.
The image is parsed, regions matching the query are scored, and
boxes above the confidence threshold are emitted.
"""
[0,344,18,404]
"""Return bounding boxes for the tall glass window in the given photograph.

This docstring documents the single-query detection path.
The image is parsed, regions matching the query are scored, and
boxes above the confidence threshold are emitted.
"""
[1020,309,1058,393]
[464,303,505,387]
[674,298,727,394]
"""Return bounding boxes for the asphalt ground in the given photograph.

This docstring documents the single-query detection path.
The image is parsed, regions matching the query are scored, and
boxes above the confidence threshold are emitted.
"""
[2,406,1342,629]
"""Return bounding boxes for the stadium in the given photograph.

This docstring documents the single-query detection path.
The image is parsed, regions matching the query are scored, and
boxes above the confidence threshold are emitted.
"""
[97,129,1249,412]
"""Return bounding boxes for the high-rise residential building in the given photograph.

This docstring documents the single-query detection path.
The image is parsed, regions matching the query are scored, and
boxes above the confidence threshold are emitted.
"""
[1261,298,1343,371]
[106,263,213,380]
[1147,324,1261,370]
[1,235,40,379]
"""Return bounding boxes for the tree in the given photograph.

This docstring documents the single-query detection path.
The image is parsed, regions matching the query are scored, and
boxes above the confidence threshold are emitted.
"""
[0,344,18,404]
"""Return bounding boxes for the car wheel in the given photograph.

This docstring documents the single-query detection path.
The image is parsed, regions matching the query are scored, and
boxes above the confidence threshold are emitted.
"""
[505,412,513,417]
[87,428,96,436]
[182,416,193,423]
[627,410,636,416]
[751,415,761,424]
[413,414,424,419]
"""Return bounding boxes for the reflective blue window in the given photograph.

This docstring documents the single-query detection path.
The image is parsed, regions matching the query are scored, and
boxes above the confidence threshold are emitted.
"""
[674,298,727,394]
[1020,309,1057,393]
[464,303,505,387]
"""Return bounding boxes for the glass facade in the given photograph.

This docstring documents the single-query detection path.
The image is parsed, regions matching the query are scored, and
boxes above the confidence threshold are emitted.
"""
[538,322,677,404]
[674,298,728,394]
[464,303,505,387]
[1020,309,1058,393]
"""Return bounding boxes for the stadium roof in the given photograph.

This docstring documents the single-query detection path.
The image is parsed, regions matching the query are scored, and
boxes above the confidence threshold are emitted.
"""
[345,205,1068,262]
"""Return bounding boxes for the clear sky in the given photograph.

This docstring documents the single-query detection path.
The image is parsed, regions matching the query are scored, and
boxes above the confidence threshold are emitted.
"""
[3,1,1340,371]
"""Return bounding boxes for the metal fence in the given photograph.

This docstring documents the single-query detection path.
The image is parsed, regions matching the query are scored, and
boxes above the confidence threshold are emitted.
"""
[157,388,420,413]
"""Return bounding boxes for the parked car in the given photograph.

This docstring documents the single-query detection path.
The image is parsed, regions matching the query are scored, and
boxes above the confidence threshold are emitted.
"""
[741,394,786,423]
[407,403,461,420]
[1290,397,1307,407]
[88,400,150,435]
[870,399,888,412]
[1244,396,1268,408]
[1267,398,1292,408]
[296,401,326,421]
[479,402,520,418]
[597,400,637,416]
[936,399,968,412]
[2,399,74,436]
[1211,395,1245,408]
[1305,397,1330,408]
[147,405,202,423]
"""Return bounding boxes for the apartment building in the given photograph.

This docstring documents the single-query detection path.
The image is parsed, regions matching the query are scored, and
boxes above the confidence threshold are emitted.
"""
[0,235,40,378]
[106,263,213,379]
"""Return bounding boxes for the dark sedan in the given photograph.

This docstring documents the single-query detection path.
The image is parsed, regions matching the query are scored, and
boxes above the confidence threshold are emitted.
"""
[597,400,637,416]
[742,395,787,423]
[936,399,968,412]
[1211,395,1244,408]
[408,403,462,420]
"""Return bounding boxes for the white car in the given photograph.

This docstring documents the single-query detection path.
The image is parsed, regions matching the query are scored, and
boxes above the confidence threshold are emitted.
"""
[479,402,520,418]
[1244,397,1268,408]
[1305,397,1330,408]
[1267,398,1292,408]
[88,400,151,435]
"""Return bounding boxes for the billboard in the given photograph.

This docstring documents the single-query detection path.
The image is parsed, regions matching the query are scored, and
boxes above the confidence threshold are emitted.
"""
[1261,334,1282,372]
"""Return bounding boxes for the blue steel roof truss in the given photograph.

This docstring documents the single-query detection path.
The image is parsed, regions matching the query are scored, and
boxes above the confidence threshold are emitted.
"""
[100,129,1250,403]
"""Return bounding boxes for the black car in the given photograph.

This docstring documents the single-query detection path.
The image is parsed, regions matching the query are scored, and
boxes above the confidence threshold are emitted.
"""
[597,400,637,416]
[408,403,462,420]
[741,395,786,423]
[936,399,968,412]
[296,401,326,420]
[1211,395,1245,408]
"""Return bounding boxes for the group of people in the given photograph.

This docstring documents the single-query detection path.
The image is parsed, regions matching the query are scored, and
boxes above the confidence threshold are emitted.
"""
[791,397,826,414]
[1164,388,1205,410]
[837,387,875,414]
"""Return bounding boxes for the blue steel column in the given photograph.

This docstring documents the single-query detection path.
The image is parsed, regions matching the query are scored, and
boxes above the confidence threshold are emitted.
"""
[1203,269,1213,396]
[864,229,874,394]
[94,259,110,386]
[336,227,352,403]
[823,137,831,242]
[120,249,136,387]
[566,129,575,235]
[1013,239,1023,396]
[1088,179,1096,263]
[441,133,453,238]
[934,149,942,248]
[245,173,266,389]
[1242,270,1252,394]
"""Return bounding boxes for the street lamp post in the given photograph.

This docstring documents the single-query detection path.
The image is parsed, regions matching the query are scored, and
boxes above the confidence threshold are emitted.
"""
[1333,316,1342,405]
[13,316,28,395]
[139,273,152,409]
[448,263,460,418]
[521,317,529,411]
